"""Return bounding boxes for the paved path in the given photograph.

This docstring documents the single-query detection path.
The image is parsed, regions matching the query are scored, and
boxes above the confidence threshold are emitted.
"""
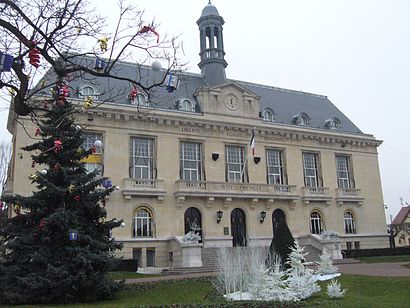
[337,262,410,277]
[124,262,410,284]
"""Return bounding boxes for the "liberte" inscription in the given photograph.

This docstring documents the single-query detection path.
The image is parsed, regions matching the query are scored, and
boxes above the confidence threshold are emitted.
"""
[181,127,200,133]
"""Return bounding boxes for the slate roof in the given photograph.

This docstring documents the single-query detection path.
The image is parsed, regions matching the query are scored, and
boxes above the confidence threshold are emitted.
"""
[36,60,363,134]
[392,206,410,225]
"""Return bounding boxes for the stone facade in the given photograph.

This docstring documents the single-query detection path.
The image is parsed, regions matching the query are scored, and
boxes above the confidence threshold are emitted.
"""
[5,3,389,269]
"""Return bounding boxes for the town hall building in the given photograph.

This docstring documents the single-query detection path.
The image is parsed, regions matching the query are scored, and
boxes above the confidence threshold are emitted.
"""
[6,2,389,269]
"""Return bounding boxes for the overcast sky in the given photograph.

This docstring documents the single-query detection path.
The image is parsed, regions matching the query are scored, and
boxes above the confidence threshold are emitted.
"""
[1,0,409,221]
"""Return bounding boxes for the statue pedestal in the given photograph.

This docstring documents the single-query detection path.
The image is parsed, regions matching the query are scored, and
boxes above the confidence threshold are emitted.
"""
[180,243,203,267]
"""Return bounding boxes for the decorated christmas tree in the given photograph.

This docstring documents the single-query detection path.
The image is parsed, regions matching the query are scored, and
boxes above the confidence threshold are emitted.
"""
[0,76,123,305]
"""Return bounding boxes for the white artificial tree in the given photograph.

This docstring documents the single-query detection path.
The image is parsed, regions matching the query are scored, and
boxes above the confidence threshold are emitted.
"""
[327,279,347,298]
[316,248,339,275]
[285,240,321,300]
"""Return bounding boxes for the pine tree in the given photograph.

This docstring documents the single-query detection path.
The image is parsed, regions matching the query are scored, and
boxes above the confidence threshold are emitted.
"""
[316,248,339,275]
[0,77,123,305]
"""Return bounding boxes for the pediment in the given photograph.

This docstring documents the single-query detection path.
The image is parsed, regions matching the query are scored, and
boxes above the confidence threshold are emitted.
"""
[209,81,259,100]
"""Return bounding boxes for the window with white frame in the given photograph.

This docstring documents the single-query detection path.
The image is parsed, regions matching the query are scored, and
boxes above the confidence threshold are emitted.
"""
[336,155,353,189]
[303,152,320,187]
[226,145,246,183]
[310,211,323,234]
[130,137,155,179]
[133,208,153,237]
[266,149,285,185]
[344,211,356,234]
[180,141,202,181]
[178,99,195,112]
[136,93,149,107]
[79,85,98,99]
[262,110,274,122]
[83,132,103,154]
[82,132,104,175]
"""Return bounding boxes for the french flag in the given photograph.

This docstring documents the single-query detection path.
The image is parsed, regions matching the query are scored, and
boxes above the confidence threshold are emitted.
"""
[250,128,256,157]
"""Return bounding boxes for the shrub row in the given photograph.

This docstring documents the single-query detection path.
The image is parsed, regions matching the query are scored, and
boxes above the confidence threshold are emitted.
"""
[344,247,410,258]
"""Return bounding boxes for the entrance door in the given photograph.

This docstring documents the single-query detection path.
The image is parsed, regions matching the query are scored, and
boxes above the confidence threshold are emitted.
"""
[184,207,202,242]
[231,208,247,247]
[272,209,286,232]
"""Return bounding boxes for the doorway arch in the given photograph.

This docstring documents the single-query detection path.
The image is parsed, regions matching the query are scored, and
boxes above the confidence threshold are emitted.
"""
[231,208,247,247]
[184,207,202,242]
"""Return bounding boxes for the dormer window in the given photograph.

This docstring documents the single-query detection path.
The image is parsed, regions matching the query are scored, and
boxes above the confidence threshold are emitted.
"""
[137,93,149,107]
[177,99,196,112]
[293,112,310,126]
[79,85,98,100]
[262,109,275,122]
[325,117,341,130]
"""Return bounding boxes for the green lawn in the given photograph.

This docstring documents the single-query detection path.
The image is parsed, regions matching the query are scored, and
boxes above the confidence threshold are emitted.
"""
[107,271,160,280]
[6,275,410,308]
[358,255,410,263]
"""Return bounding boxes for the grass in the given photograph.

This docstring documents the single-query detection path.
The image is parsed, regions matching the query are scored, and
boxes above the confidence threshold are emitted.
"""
[107,271,160,280]
[358,255,410,263]
[6,275,410,308]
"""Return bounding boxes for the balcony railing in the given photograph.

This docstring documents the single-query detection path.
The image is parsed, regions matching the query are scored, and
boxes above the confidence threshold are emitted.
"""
[122,178,166,199]
[174,180,299,200]
[301,186,332,204]
[335,188,364,204]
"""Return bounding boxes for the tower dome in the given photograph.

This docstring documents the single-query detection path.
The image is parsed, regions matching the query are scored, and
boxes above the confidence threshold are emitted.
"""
[197,1,227,86]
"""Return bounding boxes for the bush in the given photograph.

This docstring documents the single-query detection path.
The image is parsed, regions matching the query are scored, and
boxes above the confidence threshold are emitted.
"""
[344,247,410,258]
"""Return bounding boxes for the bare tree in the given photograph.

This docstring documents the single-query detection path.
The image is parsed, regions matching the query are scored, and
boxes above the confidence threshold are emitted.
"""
[0,0,184,119]
[0,140,11,196]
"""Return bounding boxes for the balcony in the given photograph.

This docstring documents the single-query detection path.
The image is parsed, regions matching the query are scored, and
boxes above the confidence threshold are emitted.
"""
[174,180,299,203]
[335,188,364,205]
[301,186,332,204]
[122,178,166,200]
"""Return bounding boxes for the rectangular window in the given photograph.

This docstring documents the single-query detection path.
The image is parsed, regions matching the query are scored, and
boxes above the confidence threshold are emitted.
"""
[226,145,246,183]
[303,152,320,187]
[133,248,142,268]
[266,149,285,185]
[146,249,155,267]
[82,132,103,175]
[180,142,202,181]
[336,155,353,189]
[346,242,352,251]
[130,137,155,179]
[354,241,360,250]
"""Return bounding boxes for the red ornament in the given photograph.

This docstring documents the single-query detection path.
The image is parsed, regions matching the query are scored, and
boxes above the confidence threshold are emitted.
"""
[35,128,41,136]
[54,140,63,153]
[91,146,96,154]
[58,84,69,103]
[74,195,81,202]
[138,25,160,43]
[28,45,41,68]
[129,87,137,101]
[31,160,36,168]
[53,164,60,172]
[39,218,46,230]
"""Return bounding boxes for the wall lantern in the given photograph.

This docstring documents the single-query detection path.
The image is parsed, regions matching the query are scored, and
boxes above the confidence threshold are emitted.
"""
[260,211,266,223]
[216,210,223,224]
[253,156,261,164]
[87,111,94,121]
[212,152,219,161]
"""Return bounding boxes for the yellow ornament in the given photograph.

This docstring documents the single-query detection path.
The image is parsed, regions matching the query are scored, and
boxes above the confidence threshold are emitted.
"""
[7,88,15,96]
[83,96,93,109]
[98,37,108,52]
[76,148,84,156]
[28,174,38,181]
[68,184,75,193]
[40,80,48,87]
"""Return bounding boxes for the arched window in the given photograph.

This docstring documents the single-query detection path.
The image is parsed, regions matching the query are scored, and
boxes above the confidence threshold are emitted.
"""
[79,85,98,100]
[293,112,310,126]
[262,109,274,122]
[133,207,154,237]
[344,211,356,234]
[325,117,341,130]
[310,211,323,234]
[137,93,149,107]
[178,99,195,112]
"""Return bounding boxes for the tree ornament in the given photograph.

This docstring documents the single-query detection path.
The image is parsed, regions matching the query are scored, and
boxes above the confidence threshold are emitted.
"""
[29,174,38,181]
[98,37,108,52]
[40,79,48,87]
[164,74,180,93]
[68,184,75,193]
[129,87,137,102]
[40,169,47,175]
[76,148,84,156]
[138,25,160,43]
[114,185,120,191]
[83,96,93,109]
[75,125,82,131]
[0,51,14,72]
[13,203,21,215]
[28,43,41,68]
[57,83,69,103]
[120,222,126,228]
[18,152,23,159]
[54,140,63,153]
[74,195,81,202]
[35,128,41,136]
[91,146,96,154]
[94,58,105,71]
[93,139,103,149]
[53,163,60,173]
[39,219,46,230]
[151,60,162,71]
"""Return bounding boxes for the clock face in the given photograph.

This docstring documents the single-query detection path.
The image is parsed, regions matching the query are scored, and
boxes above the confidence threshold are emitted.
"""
[224,94,239,110]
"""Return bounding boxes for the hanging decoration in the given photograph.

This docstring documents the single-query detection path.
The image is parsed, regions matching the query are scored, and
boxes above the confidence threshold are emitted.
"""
[138,25,160,43]
[28,42,41,68]
[74,195,81,202]
[35,128,41,136]
[101,178,112,188]
[14,203,21,215]
[129,87,138,102]
[69,230,78,241]
[0,51,14,72]
[40,169,47,175]
[53,164,60,173]
[90,146,96,154]
[94,58,105,71]
[58,83,69,104]
[83,96,93,110]
[29,174,38,181]
[39,219,46,230]
[53,140,63,153]
[76,148,84,156]
[40,79,48,87]
[93,139,103,149]
[98,37,108,52]
[164,74,180,93]
[68,184,75,193]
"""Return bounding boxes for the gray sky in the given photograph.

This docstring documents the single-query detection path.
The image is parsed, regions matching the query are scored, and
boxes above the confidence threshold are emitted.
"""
[1,0,409,221]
